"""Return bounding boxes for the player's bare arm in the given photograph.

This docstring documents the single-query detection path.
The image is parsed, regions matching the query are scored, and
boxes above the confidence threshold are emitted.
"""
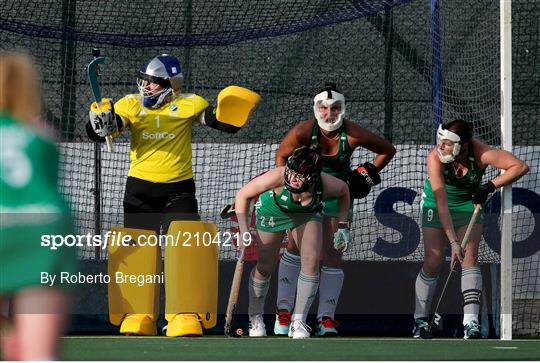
[275,120,313,166]
[472,139,529,187]
[427,149,458,244]
[346,120,396,171]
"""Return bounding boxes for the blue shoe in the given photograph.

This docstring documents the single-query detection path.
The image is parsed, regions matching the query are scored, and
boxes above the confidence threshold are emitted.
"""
[412,318,429,338]
[314,316,339,336]
[464,320,481,339]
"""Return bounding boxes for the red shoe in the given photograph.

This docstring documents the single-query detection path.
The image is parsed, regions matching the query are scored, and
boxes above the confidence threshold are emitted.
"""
[315,316,339,336]
[273,310,292,335]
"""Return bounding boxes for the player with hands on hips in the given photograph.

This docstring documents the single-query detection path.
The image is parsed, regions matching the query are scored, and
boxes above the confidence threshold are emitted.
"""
[273,83,395,336]
[85,54,259,337]
[235,145,351,339]
[413,119,528,339]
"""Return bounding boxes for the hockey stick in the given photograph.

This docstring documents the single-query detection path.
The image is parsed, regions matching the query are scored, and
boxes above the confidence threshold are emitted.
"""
[224,247,245,337]
[220,204,236,219]
[87,48,114,152]
[425,204,482,337]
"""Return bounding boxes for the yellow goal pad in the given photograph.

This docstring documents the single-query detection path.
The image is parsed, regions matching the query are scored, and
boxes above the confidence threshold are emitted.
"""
[164,221,219,329]
[107,227,161,326]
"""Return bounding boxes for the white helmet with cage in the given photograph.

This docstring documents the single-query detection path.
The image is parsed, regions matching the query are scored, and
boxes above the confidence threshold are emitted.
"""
[313,83,346,132]
[137,54,184,109]
[436,124,462,163]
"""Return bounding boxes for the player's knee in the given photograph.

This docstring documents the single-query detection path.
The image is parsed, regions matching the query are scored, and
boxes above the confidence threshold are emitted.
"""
[300,254,319,275]
[321,243,343,267]
[255,261,276,278]
[285,239,299,254]
[422,259,442,277]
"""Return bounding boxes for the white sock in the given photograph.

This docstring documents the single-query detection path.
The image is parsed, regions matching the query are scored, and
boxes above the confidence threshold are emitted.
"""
[317,266,344,320]
[276,250,301,312]
[414,268,438,319]
[248,268,270,315]
[462,266,482,325]
[292,272,319,322]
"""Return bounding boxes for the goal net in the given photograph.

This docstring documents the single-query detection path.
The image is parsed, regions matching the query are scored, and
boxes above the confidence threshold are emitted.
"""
[1,0,537,335]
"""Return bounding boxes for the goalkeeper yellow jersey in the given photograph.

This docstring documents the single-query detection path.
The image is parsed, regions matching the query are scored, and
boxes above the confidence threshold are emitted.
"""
[114,93,209,183]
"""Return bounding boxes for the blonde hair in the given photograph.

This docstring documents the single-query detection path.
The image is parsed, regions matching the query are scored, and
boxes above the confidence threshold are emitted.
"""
[0,51,42,127]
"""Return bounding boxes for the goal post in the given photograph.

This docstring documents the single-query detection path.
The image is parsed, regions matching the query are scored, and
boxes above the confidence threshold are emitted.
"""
[499,0,513,341]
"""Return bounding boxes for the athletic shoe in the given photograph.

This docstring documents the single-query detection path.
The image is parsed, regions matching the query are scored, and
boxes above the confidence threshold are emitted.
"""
[249,314,267,337]
[463,320,481,339]
[273,310,292,335]
[412,317,429,338]
[290,320,311,339]
[315,316,339,336]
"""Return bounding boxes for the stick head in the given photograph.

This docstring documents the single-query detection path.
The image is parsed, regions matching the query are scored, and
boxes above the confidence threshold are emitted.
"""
[92,48,101,58]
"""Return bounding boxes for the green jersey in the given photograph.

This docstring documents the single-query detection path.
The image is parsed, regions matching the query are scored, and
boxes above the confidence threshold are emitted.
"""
[255,178,324,232]
[310,121,354,218]
[310,121,352,180]
[421,144,485,228]
[0,113,76,293]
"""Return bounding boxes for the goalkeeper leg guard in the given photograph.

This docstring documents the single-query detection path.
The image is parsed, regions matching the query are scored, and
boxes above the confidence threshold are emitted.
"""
[164,221,218,336]
[107,227,160,336]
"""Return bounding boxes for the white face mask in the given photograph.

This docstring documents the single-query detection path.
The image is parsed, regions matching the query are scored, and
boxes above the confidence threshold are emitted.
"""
[436,124,461,163]
[313,90,346,132]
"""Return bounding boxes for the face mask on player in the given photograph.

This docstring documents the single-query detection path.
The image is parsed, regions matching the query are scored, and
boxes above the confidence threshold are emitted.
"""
[436,124,462,163]
[313,89,346,132]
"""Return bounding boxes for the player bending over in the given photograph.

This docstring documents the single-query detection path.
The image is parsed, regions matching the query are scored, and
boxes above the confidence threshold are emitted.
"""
[414,119,528,339]
[235,145,351,339]
[273,83,395,336]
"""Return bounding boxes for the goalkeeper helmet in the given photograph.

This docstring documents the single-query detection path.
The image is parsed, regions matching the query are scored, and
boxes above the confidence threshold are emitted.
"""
[436,119,473,163]
[137,54,184,109]
[284,145,322,194]
[313,83,346,132]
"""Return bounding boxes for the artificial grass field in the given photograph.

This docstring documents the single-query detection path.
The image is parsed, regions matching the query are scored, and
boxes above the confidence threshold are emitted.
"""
[59,336,539,360]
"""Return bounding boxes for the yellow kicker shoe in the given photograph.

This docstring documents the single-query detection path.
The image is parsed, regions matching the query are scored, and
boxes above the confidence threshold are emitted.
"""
[119,314,157,336]
[166,314,203,337]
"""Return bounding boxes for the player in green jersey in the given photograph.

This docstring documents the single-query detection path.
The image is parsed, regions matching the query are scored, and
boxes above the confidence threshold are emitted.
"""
[413,119,529,339]
[0,52,77,360]
[273,84,395,336]
[235,145,351,339]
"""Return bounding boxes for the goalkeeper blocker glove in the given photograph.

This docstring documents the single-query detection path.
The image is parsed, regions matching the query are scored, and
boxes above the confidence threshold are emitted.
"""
[472,181,496,205]
[88,98,118,138]
[333,222,352,253]
[347,162,381,199]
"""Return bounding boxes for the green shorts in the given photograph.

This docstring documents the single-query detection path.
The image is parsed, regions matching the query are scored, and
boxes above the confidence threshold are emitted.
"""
[421,200,483,228]
[255,191,323,232]
[321,197,353,219]
[0,214,78,294]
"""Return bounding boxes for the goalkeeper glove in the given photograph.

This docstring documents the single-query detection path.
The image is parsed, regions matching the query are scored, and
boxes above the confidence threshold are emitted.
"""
[472,181,496,205]
[333,222,352,253]
[347,162,381,199]
[88,98,118,138]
